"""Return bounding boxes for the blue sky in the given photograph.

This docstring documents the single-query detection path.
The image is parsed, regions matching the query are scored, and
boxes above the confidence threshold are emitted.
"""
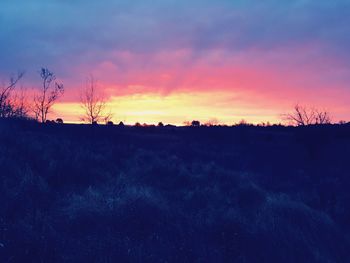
[1,0,350,123]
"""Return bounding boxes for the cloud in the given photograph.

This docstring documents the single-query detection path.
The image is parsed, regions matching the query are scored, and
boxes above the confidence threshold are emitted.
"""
[1,0,350,68]
[0,0,350,121]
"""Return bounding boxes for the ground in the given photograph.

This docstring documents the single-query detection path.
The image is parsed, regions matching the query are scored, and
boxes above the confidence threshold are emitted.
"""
[0,119,349,262]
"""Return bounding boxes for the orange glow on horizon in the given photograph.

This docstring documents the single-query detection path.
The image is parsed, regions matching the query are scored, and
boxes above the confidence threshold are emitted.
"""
[51,91,284,125]
[48,47,350,125]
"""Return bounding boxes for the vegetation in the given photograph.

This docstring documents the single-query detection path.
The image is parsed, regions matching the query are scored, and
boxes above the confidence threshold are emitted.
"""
[0,72,27,119]
[80,75,111,124]
[0,119,349,262]
[33,68,64,123]
[284,104,331,126]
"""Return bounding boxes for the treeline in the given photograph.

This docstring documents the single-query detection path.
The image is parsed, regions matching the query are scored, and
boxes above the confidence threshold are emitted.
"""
[0,69,110,124]
[0,68,64,123]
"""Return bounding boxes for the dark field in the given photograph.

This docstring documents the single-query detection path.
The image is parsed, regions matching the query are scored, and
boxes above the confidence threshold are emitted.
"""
[0,119,350,262]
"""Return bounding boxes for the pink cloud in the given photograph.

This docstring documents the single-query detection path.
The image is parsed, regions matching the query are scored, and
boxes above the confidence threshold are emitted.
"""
[51,43,350,123]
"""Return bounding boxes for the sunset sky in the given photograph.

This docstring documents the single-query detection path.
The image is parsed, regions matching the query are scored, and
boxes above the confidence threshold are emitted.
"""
[1,0,350,125]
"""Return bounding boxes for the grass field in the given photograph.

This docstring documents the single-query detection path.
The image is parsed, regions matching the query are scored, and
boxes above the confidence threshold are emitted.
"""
[0,119,349,262]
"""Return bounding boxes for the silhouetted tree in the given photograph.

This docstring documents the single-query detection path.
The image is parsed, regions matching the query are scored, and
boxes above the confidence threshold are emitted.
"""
[314,109,331,125]
[158,122,164,127]
[0,71,26,118]
[11,87,29,118]
[80,75,112,124]
[237,119,249,126]
[284,104,331,126]
[33,68,64,123]
[205,118,219,126]
[56,118,63,124]
[191,120,200,127]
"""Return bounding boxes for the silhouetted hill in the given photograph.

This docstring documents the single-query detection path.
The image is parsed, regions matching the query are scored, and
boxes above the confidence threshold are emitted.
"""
[0,119,349,262]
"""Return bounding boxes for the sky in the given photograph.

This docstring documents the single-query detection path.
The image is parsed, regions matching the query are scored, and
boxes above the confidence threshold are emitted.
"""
[1,0,350,125]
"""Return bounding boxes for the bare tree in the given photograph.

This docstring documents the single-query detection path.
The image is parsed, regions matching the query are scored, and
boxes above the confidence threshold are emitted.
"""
[80,75,112,124]
[9,86,29,118]
[314,109,331,125]
[33,68,64,123]
[0,72,25,118]
[284,104,331,126]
